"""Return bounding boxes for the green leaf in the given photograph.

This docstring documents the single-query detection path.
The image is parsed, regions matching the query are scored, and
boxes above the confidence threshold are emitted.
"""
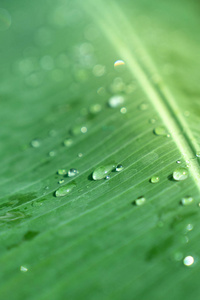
[0,0,200,299]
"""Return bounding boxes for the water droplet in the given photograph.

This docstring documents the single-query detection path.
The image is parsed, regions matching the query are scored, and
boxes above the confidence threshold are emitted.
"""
[183,256,194,266]
[106,175,110,180]
[0,212,25,222]
[57,169,67,175]
[120,107,127,114]
[149,118,156,124]
[58,179,64,184]
[0,8,11,31]
[81,126,87,133]
[71,125,87,136]
[186,224,193,231]
[31,201,43,207]
[63,138,73,147]
[49,129,57,137]
[150,176,160,183]
[78,153,83,158]
[114,60,125,72]
[31,139,40,148]
[154,126,170,137]
[196,152,200,158]
[20,266,28,272]
[176,160,181,164]
[174,252,183,261]
[116,164,124,172]
[92,164,116,180]
[89,104,102,114]
[135,197,146,206]
[108,95,124,108]
[55,182,76,197]
[68,168,79,177]
[93,64,106,77]
[173,168,189,181]
[49,151,56,157]
[138,102,148,111]
[181,196,194,206]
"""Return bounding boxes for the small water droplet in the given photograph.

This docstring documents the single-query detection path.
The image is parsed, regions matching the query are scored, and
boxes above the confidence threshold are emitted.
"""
[49,150,56,157]
[92,164,116,180]
[31,139,40,148]
[135,197,146,206]
[150,176,160,183]
[78,153,83,158]
[106,175,110,180]
[89,104,102,114]
[153,126,170,137]
[108,95,124,108]
[31,201,43,207]
[71,125,87,136]
[176,160,181,164]
[173,168,189,181]
[120,107,127,114]
[114,60,125,72]
[58,179,64,184]
[63,138,73,147]
[68,168,79,177]
[115,164,124,172]
[0,211,25,222]
[138,102,148,111]
[81,126,87,133]
[186,224,193,231]
[174,252,183,261]
[181,196,194,206]
[20,266,28,272]
[196,152,200,158]
[183,256,194,266]
[57,169,67,175]
[55,182,76,197]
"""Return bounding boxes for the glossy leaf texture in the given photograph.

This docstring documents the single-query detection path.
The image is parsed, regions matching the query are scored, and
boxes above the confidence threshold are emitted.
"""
[0,0,200,299]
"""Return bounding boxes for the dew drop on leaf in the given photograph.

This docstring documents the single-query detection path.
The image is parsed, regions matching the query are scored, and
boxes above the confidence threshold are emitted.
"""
[181,196,194,206]
[196,152,200,158]
[92,164,116,180]
[150,176,160,183]
[106,175,110,180]
[135,197,146,206]
[120,107,127,114]
[63,138,73,147]
[0,212,25,222]
[173,168,189,181]
[57,169,67,175]
[183,256,194,266]
[114,60,125,72]
[20,266,28,272]
[31,139,40,148]
[108,95,124,108]
[68,168,79,177]
[55,182,76,197]
[58,179,64,184]
[176,160,181,164]
[153,126,170,137]
[115,164,124,172]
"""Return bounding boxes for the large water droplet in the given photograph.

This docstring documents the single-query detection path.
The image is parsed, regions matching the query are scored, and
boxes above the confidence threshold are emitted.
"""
[150,176,160,183]
[71,125,87,136]
[108,95,124,108]
[92,164,116,180]
[183,256,194,266]
[57,169,67,175]
[181,196,194,206]
[173,168,189,181]
[58,179,64,184]
[120,107,127,114]
[153,126,170,137]
[55,182,76,197]
[138,102,148,111]
[135,197,146,206]
[68,168,79,177]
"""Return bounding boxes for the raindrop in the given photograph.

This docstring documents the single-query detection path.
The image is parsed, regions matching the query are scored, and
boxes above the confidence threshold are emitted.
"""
[196,152,200,158]
[71,125,87,136]
[81,126,87,133]
[153,126,170,137]
[106,175,110,180]
[63,138,73,147]
[173,168,189,181]
[55,182,76,197]
[20,266,28,272]
[0,212,25,222]
[176,160,181,164]
[108,95,124,108]
[31,139,40,148]
[92,164,116,180]
[58,179,64,184]
[68,168,79,177]
[150,176,160,183]
[183,256,194,267]
[114,60,125,72]
[116,164,124,172]
[0,8,11,31]
[89,104,102,114]
[186,224,193,231]
[138,102,148,111]
[57,169,67,175]
[120,107,127,114]
[135,197,146,206]
[174,252,183,262]
[181,196,194,206]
